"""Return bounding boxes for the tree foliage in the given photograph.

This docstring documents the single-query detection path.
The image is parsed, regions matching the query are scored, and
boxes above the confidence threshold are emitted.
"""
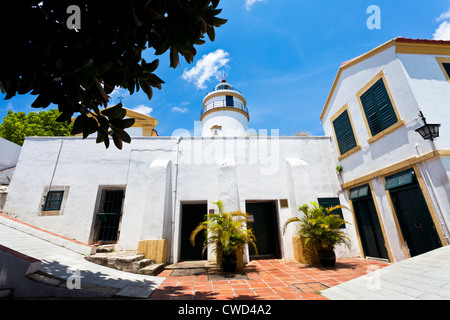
[0,0,226,149]
[0,109,73,146]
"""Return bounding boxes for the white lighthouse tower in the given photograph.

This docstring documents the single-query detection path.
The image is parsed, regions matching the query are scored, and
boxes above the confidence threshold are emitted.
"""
[200,79,249,137]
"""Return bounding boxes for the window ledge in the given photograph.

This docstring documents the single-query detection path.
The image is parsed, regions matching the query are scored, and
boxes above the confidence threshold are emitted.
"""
[338,145,362,161]
[40,210,61,217]
[367,120,405,144]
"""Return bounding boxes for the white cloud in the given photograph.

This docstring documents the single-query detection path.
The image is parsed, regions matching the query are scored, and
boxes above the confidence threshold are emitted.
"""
[245,0,265,11]
[171,106,190,113]
[433,21,450,40]
[436,8,450,22]
[433,8,450,40]
[182,49,230,89]
[130,104,153,116]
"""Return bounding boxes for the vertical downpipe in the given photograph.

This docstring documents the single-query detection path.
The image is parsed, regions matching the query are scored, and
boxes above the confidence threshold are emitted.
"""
[170,137,181,263]
[49,140,64,190]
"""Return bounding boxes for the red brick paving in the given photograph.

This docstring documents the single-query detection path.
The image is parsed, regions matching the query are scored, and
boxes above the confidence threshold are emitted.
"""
[150,258,390,300]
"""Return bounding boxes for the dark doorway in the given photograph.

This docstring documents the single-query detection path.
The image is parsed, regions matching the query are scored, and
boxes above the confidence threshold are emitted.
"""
[180,203,208,261]
[352,194,389,260]
[225,95,233,107]
[387,170,442,257]
[94,189,124,243]
[246,201,281,259]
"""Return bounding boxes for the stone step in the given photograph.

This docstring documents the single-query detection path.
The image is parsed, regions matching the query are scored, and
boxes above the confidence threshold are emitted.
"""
[138,263,165,276]
[85,249,164,275]
[94,244,115,253]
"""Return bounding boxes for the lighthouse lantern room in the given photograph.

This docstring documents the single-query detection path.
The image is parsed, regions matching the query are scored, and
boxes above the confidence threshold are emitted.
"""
[200,79,249,137]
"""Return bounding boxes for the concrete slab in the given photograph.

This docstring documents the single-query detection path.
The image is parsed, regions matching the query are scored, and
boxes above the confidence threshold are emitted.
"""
[322,245,450,300]
[0,214,166,299]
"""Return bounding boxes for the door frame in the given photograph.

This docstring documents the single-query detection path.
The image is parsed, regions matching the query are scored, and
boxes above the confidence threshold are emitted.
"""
[348,181,393,262]
[178,201,208,262]
[90,186,126,245]
[384,165,446,259]
[245,199,282,260]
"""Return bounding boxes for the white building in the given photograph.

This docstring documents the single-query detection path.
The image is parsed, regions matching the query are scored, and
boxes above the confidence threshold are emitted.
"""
[3,37,450,265]
[0,137,21,210]
[0,137,21,185]
[2,80,351,265]
[321,37,450,262]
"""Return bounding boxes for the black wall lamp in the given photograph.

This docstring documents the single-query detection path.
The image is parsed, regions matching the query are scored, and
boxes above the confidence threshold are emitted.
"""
[415,111,440,141]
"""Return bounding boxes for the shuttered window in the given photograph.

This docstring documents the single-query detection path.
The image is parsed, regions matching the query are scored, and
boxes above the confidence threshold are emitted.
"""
[332,109,357,155]
[442,63,450,79]
[318,197,345,228]
[360,78,398,137]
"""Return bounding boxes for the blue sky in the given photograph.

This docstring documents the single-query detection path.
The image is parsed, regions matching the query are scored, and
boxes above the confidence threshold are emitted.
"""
[2,0,450,137]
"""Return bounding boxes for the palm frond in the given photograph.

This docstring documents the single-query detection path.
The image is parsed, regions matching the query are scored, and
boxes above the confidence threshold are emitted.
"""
[284,201,352,251]
[282,217,301,235]
[190,200,258,258]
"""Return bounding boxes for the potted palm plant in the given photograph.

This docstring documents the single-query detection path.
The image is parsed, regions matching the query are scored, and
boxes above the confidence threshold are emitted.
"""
[283,202,350,267]
[190,200,258,272]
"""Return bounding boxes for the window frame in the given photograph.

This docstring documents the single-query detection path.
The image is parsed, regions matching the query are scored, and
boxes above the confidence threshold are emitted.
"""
[39,186,69,216]
[43,191,64,211]
[349,183,370,200]
[330,104,361,160]
[436,57,450,84]
[356,70,405,144]
[210,125,222,137]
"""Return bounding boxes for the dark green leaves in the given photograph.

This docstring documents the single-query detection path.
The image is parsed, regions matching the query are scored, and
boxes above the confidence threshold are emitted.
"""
[141,59,159,73]
[101,103,126,120]
[71,102,135,149]
[0,1,226,149]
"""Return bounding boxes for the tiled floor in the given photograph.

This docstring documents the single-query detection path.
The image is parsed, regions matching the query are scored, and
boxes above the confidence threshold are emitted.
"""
[150,258,390,300]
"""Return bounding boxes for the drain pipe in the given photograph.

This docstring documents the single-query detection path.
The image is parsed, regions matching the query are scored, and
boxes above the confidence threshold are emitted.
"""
[49,140,64,190]
[170,137,182,264]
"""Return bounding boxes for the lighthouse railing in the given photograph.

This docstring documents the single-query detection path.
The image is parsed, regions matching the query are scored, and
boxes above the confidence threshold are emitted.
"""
[201,100,248,116]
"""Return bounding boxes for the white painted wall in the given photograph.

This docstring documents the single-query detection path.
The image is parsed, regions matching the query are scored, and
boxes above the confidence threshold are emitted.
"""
[0,138,21,170]
[398,53,450,150]
[321,46,450,261]
[3,135,358,263]
[201,110,249,137]
[322,47,437,183]
[0,138,21,184]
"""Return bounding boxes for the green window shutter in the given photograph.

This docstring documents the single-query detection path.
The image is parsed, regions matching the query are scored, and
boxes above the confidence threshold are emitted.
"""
[333,110,357,155]
[442,63,450,78]
[349,184,370,200]
[360,78,398,136]
[317,197,345,228]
